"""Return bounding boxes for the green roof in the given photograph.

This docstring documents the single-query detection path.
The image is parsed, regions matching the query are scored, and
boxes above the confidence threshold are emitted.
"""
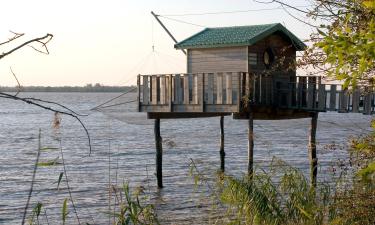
[175,23,306,50]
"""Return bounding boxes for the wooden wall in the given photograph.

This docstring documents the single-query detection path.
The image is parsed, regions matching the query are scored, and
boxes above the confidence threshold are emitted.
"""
[188,46,248,73]
[248,32,297,77]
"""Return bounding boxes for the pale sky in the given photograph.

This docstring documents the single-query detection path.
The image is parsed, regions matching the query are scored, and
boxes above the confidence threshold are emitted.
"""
[0,0,314,86]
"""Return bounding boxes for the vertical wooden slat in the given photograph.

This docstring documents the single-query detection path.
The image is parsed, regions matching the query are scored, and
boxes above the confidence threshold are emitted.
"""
[298,77,307,108]
[329,85,337,111]
[307,77,316,109]
[193,74,199,104]
[169,75,173,112]
[217,73,223,104]
[338,88,348,112]
[200,73,205,112]
[151,75,158,105]
[226,72,233,104]
[137,75,141,111]
[363,89,372,115]
[245,72,250,98]
[183,75,190,104]
[175,74,182,104]
[207,73,214,104]
[142,76,149,105]
[237,72,242,111]
[318,84,326,110]
[160,76,166,105]
[352,89,360,113]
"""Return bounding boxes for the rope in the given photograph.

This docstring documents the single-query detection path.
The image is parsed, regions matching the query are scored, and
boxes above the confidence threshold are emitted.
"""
[90,87,137,110]
[95,99,138,110]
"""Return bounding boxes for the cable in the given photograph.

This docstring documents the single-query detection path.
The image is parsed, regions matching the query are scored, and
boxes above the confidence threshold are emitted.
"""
[90,87,138,110]
[158,15,206,28]
[95,100,138,109]
[160,5,312,17]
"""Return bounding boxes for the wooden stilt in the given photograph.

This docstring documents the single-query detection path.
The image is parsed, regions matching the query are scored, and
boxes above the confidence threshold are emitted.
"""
[309,112,318,187]
[154,119,163,188]
[220,116,225,172]
[248,110,254,175]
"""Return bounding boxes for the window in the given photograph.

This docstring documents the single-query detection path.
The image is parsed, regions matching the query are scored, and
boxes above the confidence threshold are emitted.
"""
[248,52,257,66]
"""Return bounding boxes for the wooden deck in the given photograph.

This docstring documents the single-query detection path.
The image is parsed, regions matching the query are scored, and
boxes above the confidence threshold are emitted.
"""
[137,72,375,119]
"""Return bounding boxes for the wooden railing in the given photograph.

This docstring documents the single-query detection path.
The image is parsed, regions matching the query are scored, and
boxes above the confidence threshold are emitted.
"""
[138,72,243,113]
[249,75,374,114]
[137,73,375,114]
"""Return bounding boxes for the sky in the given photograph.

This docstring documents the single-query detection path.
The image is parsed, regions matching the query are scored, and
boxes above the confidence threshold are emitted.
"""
[0,0,315,86]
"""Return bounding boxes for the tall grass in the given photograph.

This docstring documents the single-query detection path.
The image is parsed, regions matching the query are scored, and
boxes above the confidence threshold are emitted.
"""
[216,159,330,225]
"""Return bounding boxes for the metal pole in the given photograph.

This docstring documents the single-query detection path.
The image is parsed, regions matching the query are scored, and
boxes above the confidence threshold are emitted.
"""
[151,11,187,55]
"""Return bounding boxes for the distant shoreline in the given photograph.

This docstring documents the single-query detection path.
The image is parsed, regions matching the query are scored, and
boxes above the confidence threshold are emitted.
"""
[0,85,136,93]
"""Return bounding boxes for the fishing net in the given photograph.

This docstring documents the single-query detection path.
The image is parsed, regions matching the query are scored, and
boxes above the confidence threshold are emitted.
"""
[91,50,185,125]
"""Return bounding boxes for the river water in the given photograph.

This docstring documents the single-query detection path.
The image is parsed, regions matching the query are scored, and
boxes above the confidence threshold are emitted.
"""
[0,92,372,224]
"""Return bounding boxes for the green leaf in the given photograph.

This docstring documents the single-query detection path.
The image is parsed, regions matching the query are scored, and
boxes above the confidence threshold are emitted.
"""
[37,157,60,167]
[62,198,68,225]
[57,172,64,190]
[40,147,59,151]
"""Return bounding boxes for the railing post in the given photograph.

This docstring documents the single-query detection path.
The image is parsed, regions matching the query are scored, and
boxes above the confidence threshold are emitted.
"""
[142,76,149,105]
[363,87,372,115]
[352,89,360,113]
[329,85,337,111]
[169,75,173,112]
[226,72,233,104]
[137,75,141,112]
[200,73,205,112]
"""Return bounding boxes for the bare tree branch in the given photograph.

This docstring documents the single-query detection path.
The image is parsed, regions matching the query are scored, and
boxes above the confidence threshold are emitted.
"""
[0,31,24,46]
[0,33,53,60]
[10,67,22,96]
[0,92,92,155]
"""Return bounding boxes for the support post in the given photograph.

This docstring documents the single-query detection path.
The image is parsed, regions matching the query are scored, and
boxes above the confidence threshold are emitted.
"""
[248,110,254,176]
[154,119,163,188]
[309,112,318,187]
[220,116,225,172]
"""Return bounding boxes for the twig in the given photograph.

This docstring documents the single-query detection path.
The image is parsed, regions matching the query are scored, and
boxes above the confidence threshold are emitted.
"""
[0,92,92,155]
[21,129,42,225]
[0,33,53,60]
[10,67,21,96]
[59,142,81,225]
[0,31,24,46]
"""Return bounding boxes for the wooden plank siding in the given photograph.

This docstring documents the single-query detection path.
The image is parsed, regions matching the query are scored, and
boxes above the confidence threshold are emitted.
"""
[188,47,248,74]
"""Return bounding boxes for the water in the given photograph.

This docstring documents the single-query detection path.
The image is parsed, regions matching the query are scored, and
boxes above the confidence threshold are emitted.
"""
[0,92,372,224]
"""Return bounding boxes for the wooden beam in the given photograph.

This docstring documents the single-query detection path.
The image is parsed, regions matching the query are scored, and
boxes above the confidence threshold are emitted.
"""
[226,73,233,104]
[220,116,225,172]
[137,75,141,112]
[309,112,318,187]
[217,73,223,104]
[154,119,163,188]
[168,75,173,112]
[338,89,348,113]
[183,75,189,104]
[352,89,360,113]
[329,85,337,110]
[143,76,149,105]
[248,109,254,175]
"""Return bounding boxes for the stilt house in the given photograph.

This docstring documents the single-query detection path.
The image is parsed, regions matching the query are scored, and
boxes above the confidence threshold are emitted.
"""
[136,23,374,188]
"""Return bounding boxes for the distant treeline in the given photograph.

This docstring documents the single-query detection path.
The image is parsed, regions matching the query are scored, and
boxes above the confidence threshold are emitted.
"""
[0,84,136,92]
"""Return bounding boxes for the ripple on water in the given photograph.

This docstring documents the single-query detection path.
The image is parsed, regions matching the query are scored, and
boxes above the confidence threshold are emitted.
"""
[0,92,373,224]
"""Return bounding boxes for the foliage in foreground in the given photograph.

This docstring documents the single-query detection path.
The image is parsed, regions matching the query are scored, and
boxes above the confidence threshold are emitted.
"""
[210,157,374,225]
[109,183,159,225]
[216,160,330,225]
